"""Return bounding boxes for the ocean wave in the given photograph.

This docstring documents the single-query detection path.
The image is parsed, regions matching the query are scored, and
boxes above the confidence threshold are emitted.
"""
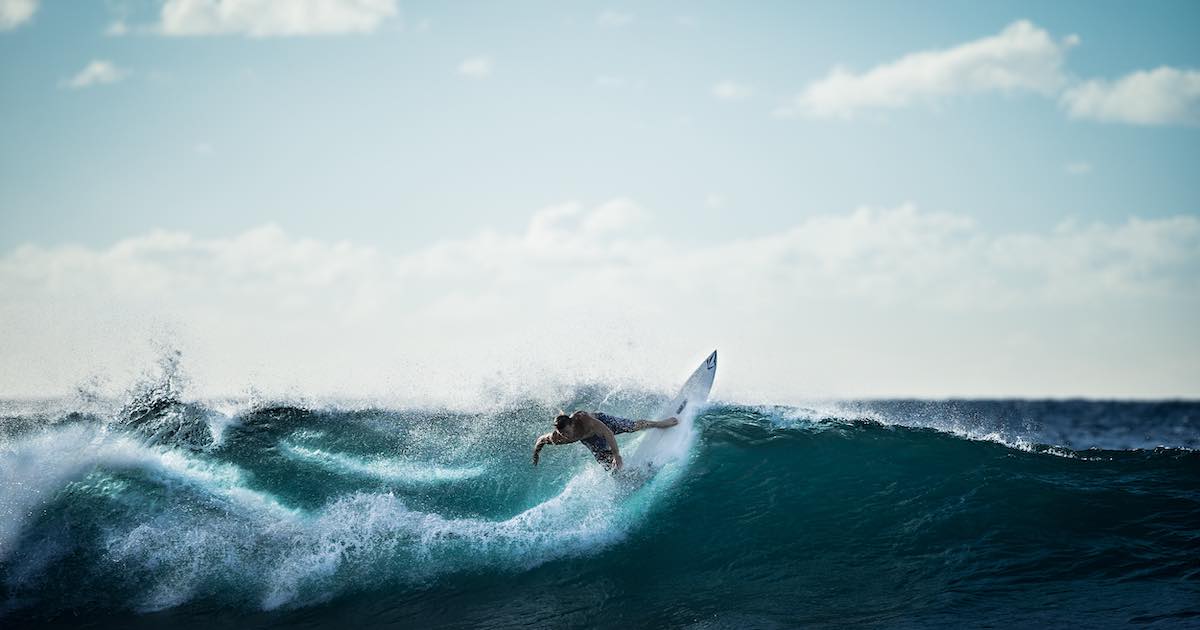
[0,424,293,563]
[1,399,1197,625]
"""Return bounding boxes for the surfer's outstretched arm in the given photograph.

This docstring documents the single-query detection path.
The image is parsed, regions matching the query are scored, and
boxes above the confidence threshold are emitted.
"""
[533,431,574,465]
[532,433,558,466]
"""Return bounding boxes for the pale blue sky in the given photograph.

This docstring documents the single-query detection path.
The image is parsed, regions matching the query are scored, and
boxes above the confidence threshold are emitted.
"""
[2,1,1198,249]
[1,1,1198,399]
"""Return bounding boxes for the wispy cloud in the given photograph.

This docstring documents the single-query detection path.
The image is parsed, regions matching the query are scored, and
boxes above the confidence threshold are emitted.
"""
[60,60,129,89]
[597,10,633,28]
[158,0,398,37]
[777,19,1197,127]
[712,80,752,101]
[0,0,37,31]
[105,20,128,36]
[780,20,1076,118]
[3,201,1196,398]
[1061,66,1200,126]
[457,56,493,78]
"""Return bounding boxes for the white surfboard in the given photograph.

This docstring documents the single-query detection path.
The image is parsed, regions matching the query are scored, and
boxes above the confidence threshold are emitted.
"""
[629,350,717,468]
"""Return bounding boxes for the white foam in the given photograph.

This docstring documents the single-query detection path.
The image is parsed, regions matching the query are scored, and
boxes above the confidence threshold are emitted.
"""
[4,418,690,613]
[0,424,293,562]
[0,425,110,560]
[278,441,485,484]
[260,464,646,608]
[92,462,650,612]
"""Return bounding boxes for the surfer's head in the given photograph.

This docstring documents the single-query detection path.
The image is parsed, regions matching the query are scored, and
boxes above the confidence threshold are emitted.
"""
[553,411,584,438]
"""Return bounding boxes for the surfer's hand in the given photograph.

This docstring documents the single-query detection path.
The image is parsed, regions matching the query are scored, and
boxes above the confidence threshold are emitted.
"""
[533,435,549,466]
[663,417,679,427]
[611,453,623,471]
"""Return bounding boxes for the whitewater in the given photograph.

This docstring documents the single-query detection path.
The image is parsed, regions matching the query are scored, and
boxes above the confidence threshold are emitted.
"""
[1,365,1197,627]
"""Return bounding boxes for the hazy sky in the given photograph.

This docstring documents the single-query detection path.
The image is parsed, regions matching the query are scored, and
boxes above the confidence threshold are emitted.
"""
[1,1,1198,401]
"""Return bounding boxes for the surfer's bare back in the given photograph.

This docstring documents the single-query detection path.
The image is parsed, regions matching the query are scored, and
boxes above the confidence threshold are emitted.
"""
[532,410,679,471]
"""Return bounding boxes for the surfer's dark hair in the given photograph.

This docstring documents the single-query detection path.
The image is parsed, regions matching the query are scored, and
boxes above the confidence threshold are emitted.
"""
[554,414,572,431]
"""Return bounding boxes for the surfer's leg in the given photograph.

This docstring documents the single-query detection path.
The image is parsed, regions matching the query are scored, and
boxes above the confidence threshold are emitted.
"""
[634,417,679,430]
[597,413,637,434]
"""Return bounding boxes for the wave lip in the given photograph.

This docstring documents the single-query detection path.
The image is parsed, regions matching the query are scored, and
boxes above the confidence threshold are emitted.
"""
[278,441,486,483]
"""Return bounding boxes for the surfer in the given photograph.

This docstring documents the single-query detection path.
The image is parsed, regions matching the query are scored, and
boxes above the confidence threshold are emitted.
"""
[532,411,679,471]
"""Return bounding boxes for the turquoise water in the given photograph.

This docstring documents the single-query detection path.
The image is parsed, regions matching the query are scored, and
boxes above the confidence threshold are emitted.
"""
[1,390,1197,628]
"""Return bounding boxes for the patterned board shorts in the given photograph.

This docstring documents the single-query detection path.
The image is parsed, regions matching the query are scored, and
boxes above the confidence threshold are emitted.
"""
[581,412,636,463]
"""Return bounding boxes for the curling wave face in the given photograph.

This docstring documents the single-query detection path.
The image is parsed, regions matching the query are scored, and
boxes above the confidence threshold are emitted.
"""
[1,393,1198,628]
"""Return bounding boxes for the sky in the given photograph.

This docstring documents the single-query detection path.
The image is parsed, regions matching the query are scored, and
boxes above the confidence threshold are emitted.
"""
[0,0,1198,402]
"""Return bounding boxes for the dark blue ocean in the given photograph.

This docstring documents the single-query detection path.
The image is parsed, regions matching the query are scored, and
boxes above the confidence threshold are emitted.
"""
[1,384,1197,628]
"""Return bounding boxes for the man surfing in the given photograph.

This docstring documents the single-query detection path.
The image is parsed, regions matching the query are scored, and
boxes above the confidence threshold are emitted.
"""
[532,410,679,471]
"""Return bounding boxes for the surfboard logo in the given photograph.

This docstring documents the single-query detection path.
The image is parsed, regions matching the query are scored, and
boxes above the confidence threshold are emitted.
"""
[676,400,687,415]
[706,353,716,370]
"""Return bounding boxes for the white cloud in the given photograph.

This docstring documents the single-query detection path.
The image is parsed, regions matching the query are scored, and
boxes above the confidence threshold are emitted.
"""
[61,60,129,89]
[2,201,1197,400]
[1060,66,1200,126]
[581,198,643,233]
[711,80,752,101]
[457,56,492,78]
[105,20,129,37]
[1065,161,1092,175]
[782,20,1076,118]
[159,0,397,37]
[0,0,36,31]
[597,10,632,28]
